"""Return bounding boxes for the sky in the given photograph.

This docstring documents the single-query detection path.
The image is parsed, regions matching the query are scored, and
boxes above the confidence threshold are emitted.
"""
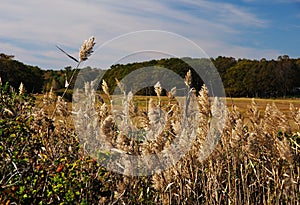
[0,0,300,70]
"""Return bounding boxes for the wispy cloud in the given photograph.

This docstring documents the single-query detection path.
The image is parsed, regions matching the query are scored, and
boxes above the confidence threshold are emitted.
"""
[178,0,268,27]
[0,0,294,69]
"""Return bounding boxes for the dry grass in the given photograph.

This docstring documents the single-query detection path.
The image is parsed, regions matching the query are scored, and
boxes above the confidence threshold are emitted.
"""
[70,72,300,204]
[36,94,300,116]
[227,98,300,130]
[227,97,300,115]
[1,71,300,204]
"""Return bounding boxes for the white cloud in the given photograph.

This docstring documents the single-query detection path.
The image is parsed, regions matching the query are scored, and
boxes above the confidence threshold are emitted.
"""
[0,0,275,69]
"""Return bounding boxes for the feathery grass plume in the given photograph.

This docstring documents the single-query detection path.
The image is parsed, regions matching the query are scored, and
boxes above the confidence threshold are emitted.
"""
[229,107,246,148]
[102,80,111,100]
[196,84,211,149]
[147,98,158,123]
[247,98,260,126]
[228,104,243,129]
[84,81,91,97]
[127,91,137,116]
[166,103,181,136]
[154,81,162,108]
[98,103,109,122]
[43,92,49,106]
[183,71,195,121]
[115,79,137,132]
[115,133,130,153]
[52,36,96,118]
[197,84,210,118]
[118,91,132,133]
[154,81,162,99]
[204,97,225,151]
[275,135,293,162]
[56,96,69,117]
[90,79,97,99]
[65,78,69,88]
[19,82,25,95]
[49,87,56,101]
[185,88,198,119]
[43,87,56,108]
[289,103,300,129]
[170,86,176,97]
[263,103,290,135]
[171,118,181,136]
[196,84,211,151]
[147,98,155,121]
[115,78,125,94]
[145,97,165,141]
[79,36,96,62]
[184,69,192,87]
[167,87,176,104]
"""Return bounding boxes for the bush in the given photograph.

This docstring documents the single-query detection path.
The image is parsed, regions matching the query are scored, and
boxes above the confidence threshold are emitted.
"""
[0,82,110,204]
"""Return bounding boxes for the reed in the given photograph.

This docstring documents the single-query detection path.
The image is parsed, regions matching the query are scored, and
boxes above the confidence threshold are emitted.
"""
[1,37,299,204]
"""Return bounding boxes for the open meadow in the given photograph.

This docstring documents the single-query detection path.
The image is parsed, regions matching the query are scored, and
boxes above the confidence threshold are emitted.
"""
[35,93,300,130]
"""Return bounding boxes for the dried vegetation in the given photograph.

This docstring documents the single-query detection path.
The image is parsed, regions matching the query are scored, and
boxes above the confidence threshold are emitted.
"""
[0,73,299,204]
[0,37,299,204]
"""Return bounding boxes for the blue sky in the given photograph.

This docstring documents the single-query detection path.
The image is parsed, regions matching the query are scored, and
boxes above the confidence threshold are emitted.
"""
[0,0,299,69]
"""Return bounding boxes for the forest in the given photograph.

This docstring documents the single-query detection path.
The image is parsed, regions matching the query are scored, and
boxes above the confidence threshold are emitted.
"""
[1,53,300,98]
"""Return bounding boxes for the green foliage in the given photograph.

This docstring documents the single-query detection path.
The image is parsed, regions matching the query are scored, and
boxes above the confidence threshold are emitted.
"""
[0,82,110,204]
[1,53,300,98]
[102,58,204,95]
[0,58,44,93]
[101,56,300,97]
[219,56,300,97]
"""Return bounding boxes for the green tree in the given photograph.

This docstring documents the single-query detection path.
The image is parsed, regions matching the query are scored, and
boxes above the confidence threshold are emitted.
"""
[0,56,44,93]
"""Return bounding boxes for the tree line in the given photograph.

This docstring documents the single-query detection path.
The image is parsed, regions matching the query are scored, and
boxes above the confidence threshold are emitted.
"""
[213,56,300,97]
[0,54,44,93]
[1,53,300,98]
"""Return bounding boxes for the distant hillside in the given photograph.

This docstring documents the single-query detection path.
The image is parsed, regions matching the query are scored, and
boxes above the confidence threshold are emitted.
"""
[102,56,300,98]
[1,53,300,98]
[0,54,44,93]
[212,56,300,97]
[102,57,205,95]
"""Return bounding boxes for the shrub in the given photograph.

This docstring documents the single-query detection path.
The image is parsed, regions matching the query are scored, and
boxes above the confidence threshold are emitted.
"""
[0,82,111,204]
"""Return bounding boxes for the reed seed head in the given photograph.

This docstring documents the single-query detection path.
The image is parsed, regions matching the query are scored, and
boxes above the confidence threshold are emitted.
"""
[19,82,25,95]
[154,82,162,97]
[184,69,192,87]
[79,36,96,62]
[102,80,110,97]
[116,78,125,93]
